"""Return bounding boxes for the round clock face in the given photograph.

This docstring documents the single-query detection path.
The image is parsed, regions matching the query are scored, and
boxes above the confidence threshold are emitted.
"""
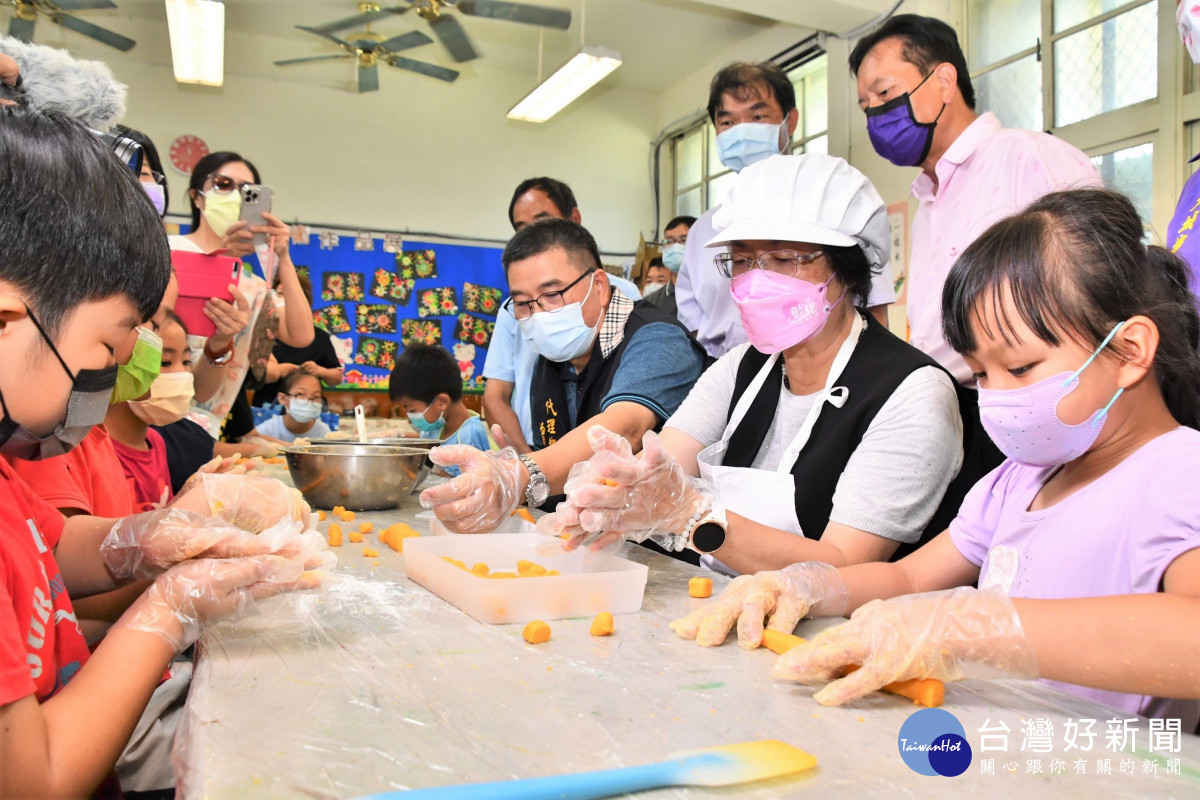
[168,134,210,176]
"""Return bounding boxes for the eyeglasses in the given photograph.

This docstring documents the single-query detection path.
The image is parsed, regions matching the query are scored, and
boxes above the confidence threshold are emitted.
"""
[661,235,687,246]
[205,173,253,195]
[504,269,596,321]
[144,170,166,187]
[714,249,825,279]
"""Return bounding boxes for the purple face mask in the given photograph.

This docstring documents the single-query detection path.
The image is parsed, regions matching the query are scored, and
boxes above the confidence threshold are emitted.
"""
[864,70,945,168]
[978,322,1126,468]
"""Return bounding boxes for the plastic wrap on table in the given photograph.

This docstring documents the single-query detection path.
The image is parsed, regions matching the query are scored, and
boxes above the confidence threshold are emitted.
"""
[174,504,1200,799]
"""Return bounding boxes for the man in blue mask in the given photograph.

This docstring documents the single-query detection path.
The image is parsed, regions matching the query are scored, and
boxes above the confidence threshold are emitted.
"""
[677,62,895,360]
[422,219,706,540]
[850,14,1100,480]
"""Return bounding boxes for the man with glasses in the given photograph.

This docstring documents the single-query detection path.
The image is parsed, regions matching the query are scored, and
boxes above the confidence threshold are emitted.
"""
[422,219,705,537]
[643,215,695,318]
[482,177,642,455]
[850,14,1099,478]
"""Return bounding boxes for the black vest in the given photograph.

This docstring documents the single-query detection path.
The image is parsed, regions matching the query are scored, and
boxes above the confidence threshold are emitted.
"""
[723,312,968,560]
[530,300,705,449]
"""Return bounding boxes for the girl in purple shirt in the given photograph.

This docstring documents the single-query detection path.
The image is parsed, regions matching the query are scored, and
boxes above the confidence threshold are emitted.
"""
[669,189,1200,724]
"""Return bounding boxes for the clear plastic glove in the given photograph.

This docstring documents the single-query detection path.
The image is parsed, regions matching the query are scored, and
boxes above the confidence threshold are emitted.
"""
[669,562,849,648]
[538,427,708,552]
[418,445,522,533]
[177,455,248,497]
[772,587,1040,706]
[238,436,280,459]
[174,472,311,533]
[115,555,321,651]
[101,508,274,580]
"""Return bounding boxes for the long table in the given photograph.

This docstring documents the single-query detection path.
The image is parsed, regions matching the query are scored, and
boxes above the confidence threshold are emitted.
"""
[177,491,1200,798]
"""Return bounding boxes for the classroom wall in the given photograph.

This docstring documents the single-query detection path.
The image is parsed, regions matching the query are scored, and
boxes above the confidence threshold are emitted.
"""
[74,23,660,256]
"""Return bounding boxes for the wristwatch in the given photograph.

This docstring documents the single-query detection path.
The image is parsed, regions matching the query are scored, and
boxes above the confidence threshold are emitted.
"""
[518,453,550,508]
[687,505,729,554]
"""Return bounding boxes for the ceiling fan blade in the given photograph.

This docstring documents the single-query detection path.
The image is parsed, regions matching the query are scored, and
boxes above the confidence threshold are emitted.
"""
[455,0,571,30]
[386,55,459,82]
[54,13,136,51]
[378,29,433,53]
[275,54,353,66]
[296,26,356,52]
[310,5,409,34]
[428,14,477,62]
[7,16,35,42]
[358,62,380,93]
[54,0,118,10]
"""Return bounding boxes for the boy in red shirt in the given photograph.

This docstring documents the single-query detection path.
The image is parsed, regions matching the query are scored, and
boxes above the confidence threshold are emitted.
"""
[0,107,320,798]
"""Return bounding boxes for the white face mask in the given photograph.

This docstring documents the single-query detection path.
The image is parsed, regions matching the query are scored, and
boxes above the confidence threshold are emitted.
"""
[127,372,195,426]
[516,273,600,362]
[286,398,323,424]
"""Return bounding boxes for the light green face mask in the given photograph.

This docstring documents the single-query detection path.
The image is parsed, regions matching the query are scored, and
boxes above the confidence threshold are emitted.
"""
[111,326,163,405]
[201,189,242,237]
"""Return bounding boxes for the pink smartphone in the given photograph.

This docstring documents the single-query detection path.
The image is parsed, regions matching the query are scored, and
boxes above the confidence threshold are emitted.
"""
[171,250,242,338]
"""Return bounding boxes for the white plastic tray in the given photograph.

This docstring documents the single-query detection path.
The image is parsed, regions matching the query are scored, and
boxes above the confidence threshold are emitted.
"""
[403,533,648,624]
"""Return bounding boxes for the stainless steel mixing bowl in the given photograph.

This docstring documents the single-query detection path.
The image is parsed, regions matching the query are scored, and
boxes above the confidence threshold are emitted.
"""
[283,444,429,511]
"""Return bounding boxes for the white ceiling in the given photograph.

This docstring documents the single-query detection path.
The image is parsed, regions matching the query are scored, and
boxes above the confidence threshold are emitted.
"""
[11,0,819,94]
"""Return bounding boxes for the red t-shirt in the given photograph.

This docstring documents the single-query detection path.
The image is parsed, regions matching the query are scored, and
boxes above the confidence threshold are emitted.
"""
[111,428,174,513]
[0,458,91,707]
[8,426,136,518]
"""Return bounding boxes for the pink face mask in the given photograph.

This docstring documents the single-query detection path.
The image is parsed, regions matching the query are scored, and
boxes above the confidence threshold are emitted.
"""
[978,322,1126,468]
[729,269,846,353]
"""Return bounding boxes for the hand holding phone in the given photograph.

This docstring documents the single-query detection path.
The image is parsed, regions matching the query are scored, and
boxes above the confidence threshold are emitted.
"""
[238,184,273,248]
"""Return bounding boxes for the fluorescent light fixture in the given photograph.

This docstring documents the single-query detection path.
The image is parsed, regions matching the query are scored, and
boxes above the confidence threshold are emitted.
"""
[507,46,621,123]
[165,0,225,86]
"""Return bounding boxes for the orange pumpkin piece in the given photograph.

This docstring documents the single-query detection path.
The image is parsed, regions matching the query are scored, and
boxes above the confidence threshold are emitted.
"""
[842,664,945,708]
[358,522,373,534]
[332,505,346,517]
[489,571,516,579]
[442,557,466,569]
[522,620,551,644]
[341,510,356,522]
[327,525,342,547]
[589,612,615,637]
[316,510,327,522]
[688,577,713,598]
[348,530,364,543]
[511,508,537,524]
[471,562,490,576]
[761,629,805,655]
[362,547,379,558]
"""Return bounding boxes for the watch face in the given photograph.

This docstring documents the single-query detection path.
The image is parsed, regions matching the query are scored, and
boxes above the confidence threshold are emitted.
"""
[692,521,726,553]
[528,480,550,506]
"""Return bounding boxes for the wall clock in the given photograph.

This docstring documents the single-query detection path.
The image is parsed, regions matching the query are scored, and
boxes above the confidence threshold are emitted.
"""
[168,134,210,176]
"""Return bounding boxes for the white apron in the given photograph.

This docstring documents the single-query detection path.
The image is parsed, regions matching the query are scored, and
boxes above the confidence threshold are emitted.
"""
[696,312,863,574]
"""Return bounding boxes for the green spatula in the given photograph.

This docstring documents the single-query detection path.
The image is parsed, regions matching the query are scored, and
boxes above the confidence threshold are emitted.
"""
[355,739,817,800]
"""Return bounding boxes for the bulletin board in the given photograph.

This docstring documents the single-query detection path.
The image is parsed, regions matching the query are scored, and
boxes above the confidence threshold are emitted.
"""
[290,232,505,393]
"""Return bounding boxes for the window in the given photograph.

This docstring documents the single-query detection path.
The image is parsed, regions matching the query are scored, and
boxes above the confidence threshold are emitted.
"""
[671,54,828,216]
[966,0,1168,227]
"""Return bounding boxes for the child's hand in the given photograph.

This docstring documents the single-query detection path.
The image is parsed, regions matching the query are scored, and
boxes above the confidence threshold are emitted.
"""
[175,472,311,533]
[772,587,1040,706]
[670,562,849,649]
[116,555,321,650]
[100,508,273,580]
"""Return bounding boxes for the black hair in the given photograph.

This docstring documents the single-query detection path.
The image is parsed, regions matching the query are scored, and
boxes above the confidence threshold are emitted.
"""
[849,14,976,110]
[664,215,697,233]
[187,150,261,230]
[112,125,168,215]
[281,370,322,396]
[648,257,666,268]
[826,245,874,311]
[502,218,602,276]
[388,343,462,403]
[163,309,188,337]
[707,62,796,124]
[0,108,171,338]
[507,176,577,229]
[942,188,1200,429]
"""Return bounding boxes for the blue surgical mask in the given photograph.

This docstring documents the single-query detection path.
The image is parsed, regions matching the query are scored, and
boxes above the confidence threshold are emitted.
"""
[286,398,323,424]
[661,243,686,272]
[517,273,599,362]
[408,410,446,436]
[715,121,788,172]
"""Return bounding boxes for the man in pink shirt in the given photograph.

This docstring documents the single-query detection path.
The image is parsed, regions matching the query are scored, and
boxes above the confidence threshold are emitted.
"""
[850,14,1100,477]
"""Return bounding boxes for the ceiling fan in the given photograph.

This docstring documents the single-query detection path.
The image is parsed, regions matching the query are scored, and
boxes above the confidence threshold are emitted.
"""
[305,1,571,64]
[276,25,458,92]
[3,0,135,51]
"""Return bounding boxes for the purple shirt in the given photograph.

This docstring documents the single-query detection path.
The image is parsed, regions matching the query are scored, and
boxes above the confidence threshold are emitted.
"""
[1168,157,1200,302]
[909,113,1100,384]
[949,426,1200,726]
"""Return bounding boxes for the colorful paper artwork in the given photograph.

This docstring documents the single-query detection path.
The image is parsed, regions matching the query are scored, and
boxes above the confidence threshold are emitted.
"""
[313,304,351,334]
[453,313,494,348]
[355,336,398,370]
[322,271,364,302]
[369,267,414,304]
[462,282,502,316]
[418,286,459,318]
[355,304,396,334]
[401,319,442,346]
[396,249,437,280]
